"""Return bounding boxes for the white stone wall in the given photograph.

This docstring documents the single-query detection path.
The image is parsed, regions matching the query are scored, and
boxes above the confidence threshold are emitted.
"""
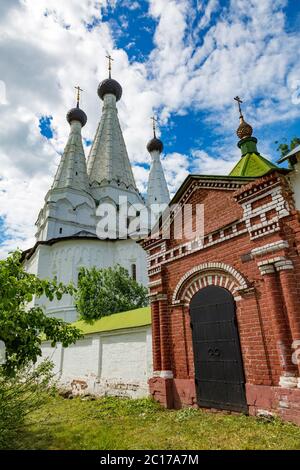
[24,238,148,323]
[288,162,300,211]
[40,326,152,399]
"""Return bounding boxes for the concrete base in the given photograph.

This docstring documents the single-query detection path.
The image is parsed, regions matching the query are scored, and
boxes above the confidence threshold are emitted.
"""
[149,377,300,426]
[246,383,300,426]
[149,377,197,409]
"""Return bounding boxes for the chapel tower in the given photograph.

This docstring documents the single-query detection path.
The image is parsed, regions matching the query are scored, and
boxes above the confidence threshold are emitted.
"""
[146,117,170,207]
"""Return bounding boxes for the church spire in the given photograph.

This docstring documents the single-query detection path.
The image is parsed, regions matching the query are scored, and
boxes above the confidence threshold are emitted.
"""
[87,59,140,198]
[229,97,277,177]
[52,90,90,192]
[147,116,170,206]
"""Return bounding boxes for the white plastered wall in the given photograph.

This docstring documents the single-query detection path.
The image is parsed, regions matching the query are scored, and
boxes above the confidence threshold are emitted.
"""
[39,325,152,399]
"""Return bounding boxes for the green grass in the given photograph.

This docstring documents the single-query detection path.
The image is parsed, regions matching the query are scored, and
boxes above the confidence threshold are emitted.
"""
[9,395,300,450]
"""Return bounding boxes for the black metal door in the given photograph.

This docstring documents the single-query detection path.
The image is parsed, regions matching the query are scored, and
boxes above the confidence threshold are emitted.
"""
[190,285,247,413]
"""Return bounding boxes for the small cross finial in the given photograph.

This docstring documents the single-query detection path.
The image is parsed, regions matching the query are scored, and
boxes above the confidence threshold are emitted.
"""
[106,54,114,78]
[75,85,83,107]
[151,115,158,138]
[234,96,244,119]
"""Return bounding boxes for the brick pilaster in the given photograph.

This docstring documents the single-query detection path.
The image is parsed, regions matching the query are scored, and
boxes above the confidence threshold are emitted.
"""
[262,269,297,383]
[151,300,161,373]
[158,298,172,374]
[277,268,300,376]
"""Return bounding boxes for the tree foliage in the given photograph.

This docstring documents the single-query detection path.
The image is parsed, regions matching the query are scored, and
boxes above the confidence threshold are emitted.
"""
[75,265,148,322]
[0,360,55,449]
[276,137,300,158]
[0,251,82,375]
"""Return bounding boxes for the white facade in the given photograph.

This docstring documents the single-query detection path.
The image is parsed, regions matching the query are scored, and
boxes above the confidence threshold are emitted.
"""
[288,161,300,211]
[278,145,300,211]
[24,75,168,323]
[40,325,152,398]
[25,238,147,322]
[35,119,96,242]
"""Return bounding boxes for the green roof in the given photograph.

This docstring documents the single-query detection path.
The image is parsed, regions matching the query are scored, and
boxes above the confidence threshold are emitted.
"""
[229,153,278,177]
[73,306,151,335]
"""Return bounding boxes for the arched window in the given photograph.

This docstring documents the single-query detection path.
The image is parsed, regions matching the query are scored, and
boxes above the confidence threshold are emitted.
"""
[131,264,137,281]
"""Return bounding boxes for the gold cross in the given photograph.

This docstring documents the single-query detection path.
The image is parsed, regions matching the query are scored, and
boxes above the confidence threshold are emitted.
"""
[234,96,243,119]
[75,86,83,106]
[106,54,114,78]
[151,115,158,137]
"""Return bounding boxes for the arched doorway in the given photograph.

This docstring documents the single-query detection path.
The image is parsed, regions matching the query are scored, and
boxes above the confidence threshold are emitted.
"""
[190,285,247,413]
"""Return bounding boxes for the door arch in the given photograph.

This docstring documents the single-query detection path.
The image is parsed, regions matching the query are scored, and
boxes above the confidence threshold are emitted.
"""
[190,285,247,413]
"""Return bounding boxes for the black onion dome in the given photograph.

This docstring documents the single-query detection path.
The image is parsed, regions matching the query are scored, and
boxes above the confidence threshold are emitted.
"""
[147,137,164,154]
[66,106,87,127]
[98,78,123,101]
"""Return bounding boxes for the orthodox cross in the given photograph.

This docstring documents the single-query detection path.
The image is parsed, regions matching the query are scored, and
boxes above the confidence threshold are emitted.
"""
[151,115,158,137]
[234,96,244,119]
[75,86,83,107]
[106,54,114,78]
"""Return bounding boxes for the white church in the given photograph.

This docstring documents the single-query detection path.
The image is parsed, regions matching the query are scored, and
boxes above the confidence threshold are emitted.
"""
[23,68,170,323]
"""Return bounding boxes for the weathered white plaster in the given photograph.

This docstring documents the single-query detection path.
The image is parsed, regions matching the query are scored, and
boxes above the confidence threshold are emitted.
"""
[40,326,152,399]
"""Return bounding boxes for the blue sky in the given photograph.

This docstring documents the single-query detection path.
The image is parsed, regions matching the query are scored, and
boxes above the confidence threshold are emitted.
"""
[1,0,300,256]
[39,0,300,161]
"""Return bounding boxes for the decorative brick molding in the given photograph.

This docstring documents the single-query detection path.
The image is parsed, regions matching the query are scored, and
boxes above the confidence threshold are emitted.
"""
[172,262,250,305]
[258,257,294,275]
[149,293,168,303]
[251,240,289,258]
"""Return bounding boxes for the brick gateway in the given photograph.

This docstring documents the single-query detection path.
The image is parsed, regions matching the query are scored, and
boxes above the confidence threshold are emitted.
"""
[142,172,300,426]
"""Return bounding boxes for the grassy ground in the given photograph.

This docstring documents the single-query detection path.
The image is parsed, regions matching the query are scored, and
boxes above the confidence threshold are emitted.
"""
[10,395,300,450]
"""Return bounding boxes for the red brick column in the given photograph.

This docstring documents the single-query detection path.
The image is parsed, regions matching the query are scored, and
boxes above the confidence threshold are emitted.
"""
[158,298,172,375]
[277,266,300,377]
[149,297,173,409]
[151,300,161,373]
[262,268,297,384]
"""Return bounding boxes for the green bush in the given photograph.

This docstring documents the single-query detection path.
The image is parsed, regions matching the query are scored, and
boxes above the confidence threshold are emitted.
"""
[0,360,55,449]
[0,250,81,375]
[75,265,148,322]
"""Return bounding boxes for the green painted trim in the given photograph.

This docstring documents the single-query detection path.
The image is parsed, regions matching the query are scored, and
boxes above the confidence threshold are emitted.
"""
[72,306,151,336]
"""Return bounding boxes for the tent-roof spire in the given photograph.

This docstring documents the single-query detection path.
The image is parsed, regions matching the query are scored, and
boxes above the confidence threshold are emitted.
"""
[52,89,89,191]
[87,57,140,195]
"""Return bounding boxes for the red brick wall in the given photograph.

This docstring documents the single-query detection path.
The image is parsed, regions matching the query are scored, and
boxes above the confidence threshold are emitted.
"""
[144,173,300,426]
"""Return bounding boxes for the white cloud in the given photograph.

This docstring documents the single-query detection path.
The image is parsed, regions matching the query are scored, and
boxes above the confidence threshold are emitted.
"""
[0,0,300,257]
[190,150,239,175]
[197,0,220,30]
[162,152,190,196]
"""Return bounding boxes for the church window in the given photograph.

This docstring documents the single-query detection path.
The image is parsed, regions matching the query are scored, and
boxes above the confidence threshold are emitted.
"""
[59,227,63,234]
[131,264,137,281]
